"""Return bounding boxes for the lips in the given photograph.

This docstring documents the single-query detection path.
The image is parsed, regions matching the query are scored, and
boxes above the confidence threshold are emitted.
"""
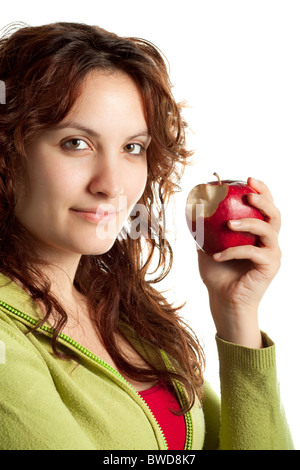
[70,205,120,224]
[74,205,118,214]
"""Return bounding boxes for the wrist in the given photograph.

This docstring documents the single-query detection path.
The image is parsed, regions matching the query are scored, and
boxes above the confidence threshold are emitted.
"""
[211,305,263,349]
[216,323,263,349]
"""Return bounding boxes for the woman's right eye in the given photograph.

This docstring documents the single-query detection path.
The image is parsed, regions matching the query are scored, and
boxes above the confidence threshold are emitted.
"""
[62,138,90,150]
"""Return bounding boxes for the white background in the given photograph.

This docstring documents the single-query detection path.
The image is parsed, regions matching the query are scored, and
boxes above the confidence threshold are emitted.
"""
[1,0,299,449]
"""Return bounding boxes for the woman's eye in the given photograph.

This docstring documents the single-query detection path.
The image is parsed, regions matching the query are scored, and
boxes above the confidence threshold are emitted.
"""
[63,139,90,150]
[123,143,145,155]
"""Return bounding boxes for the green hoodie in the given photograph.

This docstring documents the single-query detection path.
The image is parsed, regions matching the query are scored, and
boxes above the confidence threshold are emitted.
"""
[0,274,294,450]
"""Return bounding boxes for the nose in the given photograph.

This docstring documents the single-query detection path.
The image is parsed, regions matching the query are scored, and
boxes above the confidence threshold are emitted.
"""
[88,156,124,199]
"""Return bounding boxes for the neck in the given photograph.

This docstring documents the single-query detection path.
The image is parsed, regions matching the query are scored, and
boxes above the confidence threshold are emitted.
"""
[40,257,85,307]
[37,260,89,329]
[14,246,85,318]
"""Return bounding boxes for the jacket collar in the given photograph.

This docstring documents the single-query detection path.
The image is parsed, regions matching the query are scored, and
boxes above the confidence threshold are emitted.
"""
[0,272,166,371]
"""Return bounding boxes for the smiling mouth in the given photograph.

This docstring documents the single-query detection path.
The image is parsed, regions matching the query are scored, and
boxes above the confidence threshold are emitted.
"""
[70,209,119,224]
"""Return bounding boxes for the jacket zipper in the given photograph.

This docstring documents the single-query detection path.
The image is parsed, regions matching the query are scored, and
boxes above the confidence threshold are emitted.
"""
[0,300,192,450]
[160,350,193,450]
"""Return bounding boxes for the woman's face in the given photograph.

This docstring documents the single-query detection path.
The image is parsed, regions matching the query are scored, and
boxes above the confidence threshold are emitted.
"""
[14,70,150,256]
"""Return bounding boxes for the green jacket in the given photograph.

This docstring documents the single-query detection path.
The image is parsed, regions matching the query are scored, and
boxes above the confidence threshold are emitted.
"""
[0,273,294,450]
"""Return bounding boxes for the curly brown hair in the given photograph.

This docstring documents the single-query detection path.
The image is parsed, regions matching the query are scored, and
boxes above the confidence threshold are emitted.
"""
[0,21,205,413]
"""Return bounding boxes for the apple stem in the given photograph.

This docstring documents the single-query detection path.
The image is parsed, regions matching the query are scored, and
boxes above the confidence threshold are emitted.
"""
[213,172,222,185]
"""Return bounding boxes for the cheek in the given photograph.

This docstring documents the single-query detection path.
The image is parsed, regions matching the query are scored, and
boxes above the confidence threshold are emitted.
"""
[32,161,82,203]
[127,163,148,202]
[117,165,147,221]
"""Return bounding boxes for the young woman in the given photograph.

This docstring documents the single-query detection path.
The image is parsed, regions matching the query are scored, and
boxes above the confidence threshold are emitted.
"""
[0,21,293,450]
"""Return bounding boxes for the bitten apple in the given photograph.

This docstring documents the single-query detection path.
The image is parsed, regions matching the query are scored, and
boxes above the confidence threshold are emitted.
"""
[185,172,265,256]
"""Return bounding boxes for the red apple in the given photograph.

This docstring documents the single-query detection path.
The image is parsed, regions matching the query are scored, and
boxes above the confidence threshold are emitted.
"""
[185,172,265,256]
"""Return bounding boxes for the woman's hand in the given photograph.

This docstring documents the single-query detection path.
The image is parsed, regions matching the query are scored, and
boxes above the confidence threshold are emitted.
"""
[197,177,282,348]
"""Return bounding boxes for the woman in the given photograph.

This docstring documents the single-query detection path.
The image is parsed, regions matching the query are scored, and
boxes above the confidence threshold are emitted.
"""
[0,21,293,450]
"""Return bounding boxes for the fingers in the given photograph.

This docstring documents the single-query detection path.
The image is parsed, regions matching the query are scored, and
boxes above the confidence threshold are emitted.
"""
[247,177,274,202]
[213,244,268,265]
[228,217,278,249]
[247,193,281,231]
[247,179,281,233]
[213,244,282,278]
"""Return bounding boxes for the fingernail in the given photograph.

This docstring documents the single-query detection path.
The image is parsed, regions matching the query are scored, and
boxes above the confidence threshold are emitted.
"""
[213,252,222,260]
[229,219,241,227]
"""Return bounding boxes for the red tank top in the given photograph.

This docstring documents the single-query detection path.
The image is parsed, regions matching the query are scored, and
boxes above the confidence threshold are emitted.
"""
[138,381,186,450]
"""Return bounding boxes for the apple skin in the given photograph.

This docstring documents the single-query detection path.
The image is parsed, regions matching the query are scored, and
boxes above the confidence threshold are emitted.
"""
[186,179,265,256]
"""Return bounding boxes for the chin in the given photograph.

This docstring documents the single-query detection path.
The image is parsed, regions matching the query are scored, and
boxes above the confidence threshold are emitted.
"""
[86,244,116,256]
[76,237,118,256]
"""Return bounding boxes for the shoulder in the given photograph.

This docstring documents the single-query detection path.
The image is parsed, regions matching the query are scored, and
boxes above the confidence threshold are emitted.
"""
[0,310,49,377]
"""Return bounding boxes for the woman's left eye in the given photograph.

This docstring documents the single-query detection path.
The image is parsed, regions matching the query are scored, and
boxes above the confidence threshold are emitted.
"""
[123,143,145,155]
[63,139,90,150]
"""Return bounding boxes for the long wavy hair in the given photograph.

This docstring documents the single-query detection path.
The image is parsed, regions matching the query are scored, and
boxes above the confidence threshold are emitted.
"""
[0,21,205,413]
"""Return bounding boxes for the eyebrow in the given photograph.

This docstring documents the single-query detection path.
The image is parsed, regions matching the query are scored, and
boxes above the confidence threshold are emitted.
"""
[50,122,151,141]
